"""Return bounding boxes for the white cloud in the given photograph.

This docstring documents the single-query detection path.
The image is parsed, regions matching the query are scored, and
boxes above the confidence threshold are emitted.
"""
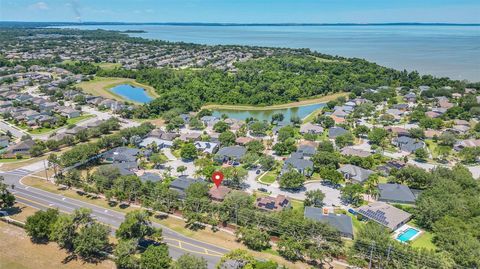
[29,1,49,10]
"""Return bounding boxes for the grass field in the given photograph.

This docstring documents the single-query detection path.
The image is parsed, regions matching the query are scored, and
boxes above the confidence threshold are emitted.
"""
[202,92,348,111]
[258,170,278,184]
[94,62,122,70]
[76,77,159,103]
[0,222,115,269]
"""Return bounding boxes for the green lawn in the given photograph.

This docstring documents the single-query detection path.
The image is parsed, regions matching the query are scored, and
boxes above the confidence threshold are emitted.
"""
[408,220,437,250]
[67,114,95,125]
[290,199,304,213]
[258,170,278,184]
[93,62,122,70]
[28,114,95,134]
[29,126,57,134]
[347,212,365,236]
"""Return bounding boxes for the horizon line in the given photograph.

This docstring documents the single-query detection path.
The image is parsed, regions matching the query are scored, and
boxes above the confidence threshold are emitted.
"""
[1,21,479,26]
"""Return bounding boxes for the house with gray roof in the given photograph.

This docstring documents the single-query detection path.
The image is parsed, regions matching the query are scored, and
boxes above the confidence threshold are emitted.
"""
[282,154,314,176]
[140,172,162,183]
[300,122,324,135]
[169,176,205,198]
[337,164,374,184]
[215,146,247,163]
[357,202,412,231]
[296,144,317,157]
[200,116,219,126]
[304,207,354,239]
[393,136,424,153]
[194,141,218,154]
[378,183,417,204]
[328,126,348,139]
[340,147,372,158]
[101,147,139,163]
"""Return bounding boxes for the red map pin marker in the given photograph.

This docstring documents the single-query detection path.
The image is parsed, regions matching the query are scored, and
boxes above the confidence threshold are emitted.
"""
[212,171,224,188]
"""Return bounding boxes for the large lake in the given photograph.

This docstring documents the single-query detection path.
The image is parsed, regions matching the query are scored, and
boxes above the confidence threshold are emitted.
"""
[110,84,153,103]
[212,102,326,122]
[59,24,480,82]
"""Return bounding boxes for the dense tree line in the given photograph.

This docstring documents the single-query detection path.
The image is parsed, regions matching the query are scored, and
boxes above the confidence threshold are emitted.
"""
[97,53,466,117]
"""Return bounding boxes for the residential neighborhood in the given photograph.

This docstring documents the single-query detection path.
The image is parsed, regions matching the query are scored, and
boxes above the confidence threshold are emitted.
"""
[0,25,479,269]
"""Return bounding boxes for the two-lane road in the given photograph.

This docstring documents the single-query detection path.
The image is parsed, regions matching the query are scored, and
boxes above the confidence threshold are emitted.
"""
[1,165,228,268]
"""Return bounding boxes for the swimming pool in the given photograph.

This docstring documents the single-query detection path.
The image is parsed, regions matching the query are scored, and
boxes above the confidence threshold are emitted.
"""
[396,228,420,242]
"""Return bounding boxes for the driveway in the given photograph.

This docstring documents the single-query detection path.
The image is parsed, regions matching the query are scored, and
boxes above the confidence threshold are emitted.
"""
[244,169,343,207]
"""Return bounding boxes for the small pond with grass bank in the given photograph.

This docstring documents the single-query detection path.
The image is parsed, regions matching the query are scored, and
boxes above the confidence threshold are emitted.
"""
[109,84,154,104]
[212,102,326,122]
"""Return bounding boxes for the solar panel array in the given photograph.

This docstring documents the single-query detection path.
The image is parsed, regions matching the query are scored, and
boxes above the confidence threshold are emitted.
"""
[358,209,390,226]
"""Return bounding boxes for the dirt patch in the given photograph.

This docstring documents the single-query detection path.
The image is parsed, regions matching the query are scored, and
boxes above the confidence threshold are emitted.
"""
[0,222,115,269]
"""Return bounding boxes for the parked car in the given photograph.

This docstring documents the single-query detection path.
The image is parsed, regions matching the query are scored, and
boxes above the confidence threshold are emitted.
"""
[257,187,268,193]
[256,169,261,174]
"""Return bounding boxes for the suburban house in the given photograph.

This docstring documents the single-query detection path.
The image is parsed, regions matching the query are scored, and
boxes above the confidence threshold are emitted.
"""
[296,144,317,157]
[454,139,480,151]
[65,126,87,135]
[179,132,202,142]
[57,107,81,118]
[235,137,254,146]
[377,161,406,175]
[139,172,162,183]
[282,153,314,176]
[208,185,232,202]
[256,195,291,212]
[337,164,374,184]
[377,183,417,204]
[393,136,424,153]
[299,122,324,135]
[215,146,247,163]
[340,147,372,158]
[106,162,138,176]
[200,116,219,126]
[169,176,205,198]
[0,136,10,148]
[304,207,354,239]
[357,202,412,231]
[328,126,348,139]
[101,147,139,163]
[4,139,35,157]
[194,141,219,154]
[139,137,173,149]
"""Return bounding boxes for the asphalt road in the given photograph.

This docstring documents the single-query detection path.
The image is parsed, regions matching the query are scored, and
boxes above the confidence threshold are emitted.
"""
[0,165,228,268]
[0,120,27,138]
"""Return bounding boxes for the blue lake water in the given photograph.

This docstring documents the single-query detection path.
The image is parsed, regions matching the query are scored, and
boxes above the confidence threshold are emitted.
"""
[110,84,153,103]
[212,102,326,122]
[59,25,480,82]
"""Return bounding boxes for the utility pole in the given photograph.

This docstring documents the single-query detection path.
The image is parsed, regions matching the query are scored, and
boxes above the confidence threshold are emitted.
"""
[43,159,49,182]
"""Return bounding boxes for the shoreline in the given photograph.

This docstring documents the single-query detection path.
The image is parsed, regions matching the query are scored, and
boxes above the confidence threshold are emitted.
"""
[202,92,347,111]
[76,76,159,104]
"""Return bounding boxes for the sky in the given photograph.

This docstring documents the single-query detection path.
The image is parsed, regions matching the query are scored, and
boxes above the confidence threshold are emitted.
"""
[1,0,479,23]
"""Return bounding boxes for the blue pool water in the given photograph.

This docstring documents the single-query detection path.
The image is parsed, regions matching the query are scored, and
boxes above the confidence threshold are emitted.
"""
[212,102,326,122]
[110,84,153,103]
[397,228,420,242]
